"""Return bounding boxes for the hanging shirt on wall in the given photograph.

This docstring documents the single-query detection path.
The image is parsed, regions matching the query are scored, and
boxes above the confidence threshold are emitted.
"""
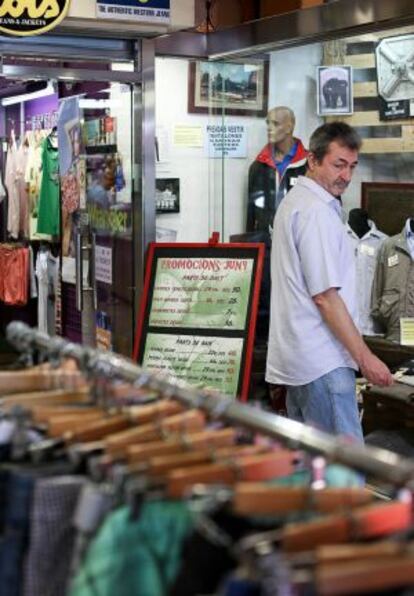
[5,139,19,239]
[346,220,388,336]
[15,142,30,238]
[35,249,57,335]
[25,133,44,215]
[37,136,60,236]
[404,218,414,259]
[0,177,6,203]
[35,250,49,333]
[371,219,414,343]
[0,245,29,305]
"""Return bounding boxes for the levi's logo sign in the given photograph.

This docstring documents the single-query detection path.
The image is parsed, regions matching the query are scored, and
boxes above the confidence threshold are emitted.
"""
[0,0,70,36]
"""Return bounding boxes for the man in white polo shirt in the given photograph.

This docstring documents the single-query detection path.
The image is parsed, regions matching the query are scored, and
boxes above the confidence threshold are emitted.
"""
[266,121,393,441]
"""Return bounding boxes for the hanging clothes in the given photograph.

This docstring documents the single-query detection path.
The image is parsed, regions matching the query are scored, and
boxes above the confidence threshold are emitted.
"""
[0,244,30,305]
[35,248,58,335]
[25,131,44,217]
[5,137,19,239]
[35,249,49,333]
[0,177,6,204]
[346,220,388,336]
[15,141,30,238]
[68,501,194,596]
[37,136,60,236]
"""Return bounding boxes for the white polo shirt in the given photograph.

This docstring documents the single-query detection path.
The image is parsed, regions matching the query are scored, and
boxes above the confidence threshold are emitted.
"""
[266,176,358,386]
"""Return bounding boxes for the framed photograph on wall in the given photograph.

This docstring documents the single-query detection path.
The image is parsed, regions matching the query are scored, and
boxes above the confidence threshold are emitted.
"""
[156,178,180,214]
[188,60,269,117]
[317,65,353,116]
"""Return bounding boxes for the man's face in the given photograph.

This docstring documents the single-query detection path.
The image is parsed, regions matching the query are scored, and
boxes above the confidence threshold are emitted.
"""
[266,109,293,145]
[308,141,358,197]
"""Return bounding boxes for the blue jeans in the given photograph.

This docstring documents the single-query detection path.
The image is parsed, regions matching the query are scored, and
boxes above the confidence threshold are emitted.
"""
[286,367,363,443]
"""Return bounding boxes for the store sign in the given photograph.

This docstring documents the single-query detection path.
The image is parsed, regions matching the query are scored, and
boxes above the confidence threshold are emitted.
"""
[133,241,264,401]
[0,0,71,36]
[96,0,170,24]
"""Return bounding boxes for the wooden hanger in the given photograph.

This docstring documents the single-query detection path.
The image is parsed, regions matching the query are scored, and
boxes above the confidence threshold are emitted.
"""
[62,401,195,446]
[282,499,412,553]
[0,367,86,396]
[30,405,103,425]
[64,414,131,444]
[233,484,373,516]
[1,388,91,409]
[37,399,180,438]
[104,410,207,458]
[128,400,184,424]
[167,449,298,498]
[127,427,237,464]
[47,410,109,437]
[315,551,414,595]
[314,540,408,566]
[142,444,269,478]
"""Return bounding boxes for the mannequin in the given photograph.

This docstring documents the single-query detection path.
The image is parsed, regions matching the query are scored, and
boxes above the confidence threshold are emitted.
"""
[247,106,307,233]
[348,208,371,239]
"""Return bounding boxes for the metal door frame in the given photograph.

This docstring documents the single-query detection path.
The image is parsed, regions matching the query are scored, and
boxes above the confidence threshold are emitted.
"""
[0,34,156,346]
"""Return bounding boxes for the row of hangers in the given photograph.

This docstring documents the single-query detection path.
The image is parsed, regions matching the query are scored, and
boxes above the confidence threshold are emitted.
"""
[0,362,412,527]
[4,324,414,594]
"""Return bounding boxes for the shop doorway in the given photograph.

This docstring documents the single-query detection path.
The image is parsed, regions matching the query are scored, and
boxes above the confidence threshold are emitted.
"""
[0,51,143,357]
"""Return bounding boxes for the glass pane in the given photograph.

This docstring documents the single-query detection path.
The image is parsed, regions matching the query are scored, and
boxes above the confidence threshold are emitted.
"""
[61,81,134,356]
[155,57,215,243]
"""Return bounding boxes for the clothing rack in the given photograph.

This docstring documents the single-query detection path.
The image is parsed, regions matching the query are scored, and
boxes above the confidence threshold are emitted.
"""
[6,321,414,487]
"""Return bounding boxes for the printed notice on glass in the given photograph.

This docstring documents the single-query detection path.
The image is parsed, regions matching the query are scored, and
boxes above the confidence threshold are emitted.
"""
[205,124,247,158]
[401,318,414,346]
[133,242,264,401]
[95,246,113,285]
[143,334,243,398]
[149,257,254,330]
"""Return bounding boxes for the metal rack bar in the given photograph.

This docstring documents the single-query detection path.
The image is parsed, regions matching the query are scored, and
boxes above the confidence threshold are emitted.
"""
[6,321,414,487]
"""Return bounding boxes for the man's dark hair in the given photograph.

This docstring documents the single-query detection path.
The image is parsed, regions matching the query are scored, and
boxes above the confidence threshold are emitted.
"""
[309,121,362,162]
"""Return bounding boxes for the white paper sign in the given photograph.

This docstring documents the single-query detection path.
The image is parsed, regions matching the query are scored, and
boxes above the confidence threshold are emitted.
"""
[205,124,247,158]
[95,246,113,285]
[62,257,89,286]
[96,0,170,24]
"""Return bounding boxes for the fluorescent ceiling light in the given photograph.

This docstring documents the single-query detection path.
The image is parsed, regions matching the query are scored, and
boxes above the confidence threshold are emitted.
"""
[79,98,121,109]
[1,81,56,107]
[111,62,134,72]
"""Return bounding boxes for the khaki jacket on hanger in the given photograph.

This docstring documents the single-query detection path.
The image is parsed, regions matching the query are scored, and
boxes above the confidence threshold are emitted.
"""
[371,231,414,343]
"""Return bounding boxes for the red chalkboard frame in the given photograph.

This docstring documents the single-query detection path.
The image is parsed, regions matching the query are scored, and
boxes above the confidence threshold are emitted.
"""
[133,239,264,402]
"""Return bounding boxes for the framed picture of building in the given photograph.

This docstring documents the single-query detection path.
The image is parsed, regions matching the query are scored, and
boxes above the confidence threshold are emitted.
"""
[156,178,180,214]
[188,60,269,117]
[317,65,353,116]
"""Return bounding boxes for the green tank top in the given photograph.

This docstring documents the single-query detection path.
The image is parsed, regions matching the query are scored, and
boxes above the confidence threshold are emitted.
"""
[37,136,60,236]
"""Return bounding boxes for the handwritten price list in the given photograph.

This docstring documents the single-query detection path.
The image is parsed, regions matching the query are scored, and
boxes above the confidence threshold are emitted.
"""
[149,257,254,330]
[143,334,243,397]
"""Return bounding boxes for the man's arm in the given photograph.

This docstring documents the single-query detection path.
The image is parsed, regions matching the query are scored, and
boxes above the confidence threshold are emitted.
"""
[313,287,393,386]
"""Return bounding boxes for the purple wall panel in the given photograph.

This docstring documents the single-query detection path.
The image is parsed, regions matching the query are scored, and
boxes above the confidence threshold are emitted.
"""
[0,106,5,138]
[24,93,59,121]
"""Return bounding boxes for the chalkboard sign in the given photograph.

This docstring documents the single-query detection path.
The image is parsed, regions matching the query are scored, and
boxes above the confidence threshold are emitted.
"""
[133,239,264,401]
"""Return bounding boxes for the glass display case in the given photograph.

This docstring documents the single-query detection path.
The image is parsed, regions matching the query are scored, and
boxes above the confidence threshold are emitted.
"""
[156,22,414,244]
[154,4,414,396]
